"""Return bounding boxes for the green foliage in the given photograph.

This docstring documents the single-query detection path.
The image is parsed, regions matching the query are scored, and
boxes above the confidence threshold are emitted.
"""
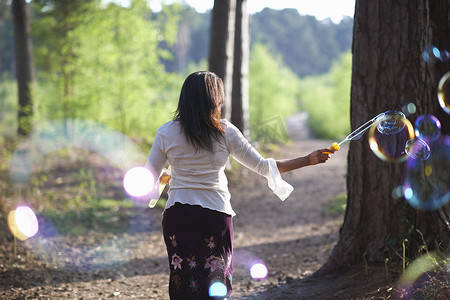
[0,77,17,142]
[29,0,181,144]
[249,43,300,142]
[42,198,136,235]
[325,193,347,214]
[298,52,352,140]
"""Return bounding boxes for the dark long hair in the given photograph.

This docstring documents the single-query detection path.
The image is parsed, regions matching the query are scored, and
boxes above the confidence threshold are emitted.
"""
[174,71,225,152]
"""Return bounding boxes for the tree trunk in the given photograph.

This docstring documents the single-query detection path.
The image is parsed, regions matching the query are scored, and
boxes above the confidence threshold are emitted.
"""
[12,0,34,136]
[208,0,235,120]
[323,0,450,271]
[230,0,250,137]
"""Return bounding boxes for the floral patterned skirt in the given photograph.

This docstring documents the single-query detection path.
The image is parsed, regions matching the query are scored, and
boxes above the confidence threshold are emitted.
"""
[162,202,233,299]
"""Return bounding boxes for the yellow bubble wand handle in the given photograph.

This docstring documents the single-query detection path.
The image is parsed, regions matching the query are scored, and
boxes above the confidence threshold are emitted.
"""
[324,142,340,154]
[149,168,171,208]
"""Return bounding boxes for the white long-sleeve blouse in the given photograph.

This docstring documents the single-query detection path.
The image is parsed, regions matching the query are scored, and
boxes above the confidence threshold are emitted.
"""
[145,119,293,216]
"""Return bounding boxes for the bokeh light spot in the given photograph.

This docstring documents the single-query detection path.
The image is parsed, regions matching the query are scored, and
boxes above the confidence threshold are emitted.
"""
[404,187,414,200]
[208,282,227,297]
[250,263,268,279]
[392,186,404,200]
[123,167,155,197]
[425,165,432,177]
[7,206,39,241]
[438,71,450,115]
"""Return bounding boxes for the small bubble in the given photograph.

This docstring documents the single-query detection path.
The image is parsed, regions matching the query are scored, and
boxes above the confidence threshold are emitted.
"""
[405,138,430,160]
[414,114,441,143]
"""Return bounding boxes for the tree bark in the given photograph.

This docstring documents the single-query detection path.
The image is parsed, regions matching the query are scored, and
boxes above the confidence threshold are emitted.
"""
[12,0,34,136]
[322,0,450,272]
[231,0,250,137]
[208,0,235,120]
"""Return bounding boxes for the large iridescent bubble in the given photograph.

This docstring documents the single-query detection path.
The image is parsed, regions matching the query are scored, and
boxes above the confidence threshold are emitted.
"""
[403,136,450,210]
[438,72,450,115]
[369,111,414,163]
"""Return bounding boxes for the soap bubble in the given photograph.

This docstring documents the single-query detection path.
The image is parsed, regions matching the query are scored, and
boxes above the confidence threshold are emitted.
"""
[123,167,155,198]
[405,138,430,160]
[403,136,450,210]
[438,72,450,115]
[7,206,39,241]
[376,111,407,135]
[250,263,268,279]
[369,112,414,162]
[414,114,441,143]
[208,282,227,297]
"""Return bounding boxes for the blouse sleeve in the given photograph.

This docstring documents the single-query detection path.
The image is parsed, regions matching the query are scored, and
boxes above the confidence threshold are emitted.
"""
[225,121,293,200]
[144,131,168,199]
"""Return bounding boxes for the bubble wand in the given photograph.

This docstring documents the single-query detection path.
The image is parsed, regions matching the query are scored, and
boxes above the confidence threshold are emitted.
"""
[327,112,386,152]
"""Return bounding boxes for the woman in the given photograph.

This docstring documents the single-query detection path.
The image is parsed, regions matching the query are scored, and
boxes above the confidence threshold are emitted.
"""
[145,71,333,299]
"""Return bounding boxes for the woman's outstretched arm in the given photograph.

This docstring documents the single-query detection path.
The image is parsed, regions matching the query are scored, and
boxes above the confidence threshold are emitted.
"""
[276,148,334,173]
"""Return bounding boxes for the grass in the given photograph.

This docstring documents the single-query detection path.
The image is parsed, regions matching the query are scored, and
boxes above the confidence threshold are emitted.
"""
[325,193,347,215]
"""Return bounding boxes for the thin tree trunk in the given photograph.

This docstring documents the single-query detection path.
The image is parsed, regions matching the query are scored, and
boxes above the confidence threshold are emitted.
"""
[12,0,34,136]
[322,0,450,272]
[208,0,235,120]
[231,0,250,137]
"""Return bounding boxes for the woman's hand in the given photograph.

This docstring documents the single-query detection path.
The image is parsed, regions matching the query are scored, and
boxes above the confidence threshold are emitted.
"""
[307,148,334,165]
[276,148,335,173]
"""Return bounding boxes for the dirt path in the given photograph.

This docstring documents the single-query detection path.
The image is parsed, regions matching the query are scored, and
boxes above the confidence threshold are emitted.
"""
[1,116,399,299]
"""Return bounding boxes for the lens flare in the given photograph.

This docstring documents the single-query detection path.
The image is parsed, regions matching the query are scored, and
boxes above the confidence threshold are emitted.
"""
[7,206,39,241]
[250,263,268,279]
[123,167,155,197]
[438,72,450,115]
[396,251,449,299]
[8,119,146,185]
[405,138,431,160]
[403,136,450,210]
[414,114,441,143]
[208,282,227,297]
[369,112,414,163]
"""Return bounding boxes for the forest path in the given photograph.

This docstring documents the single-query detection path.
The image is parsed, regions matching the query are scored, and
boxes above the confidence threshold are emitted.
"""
[1,114,397,299]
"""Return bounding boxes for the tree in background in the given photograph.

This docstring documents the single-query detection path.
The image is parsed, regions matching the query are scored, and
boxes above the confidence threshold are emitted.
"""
[323,0,450,272]
[231,0,250,137]
[208,0,235,120]
[12,0,34,136]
